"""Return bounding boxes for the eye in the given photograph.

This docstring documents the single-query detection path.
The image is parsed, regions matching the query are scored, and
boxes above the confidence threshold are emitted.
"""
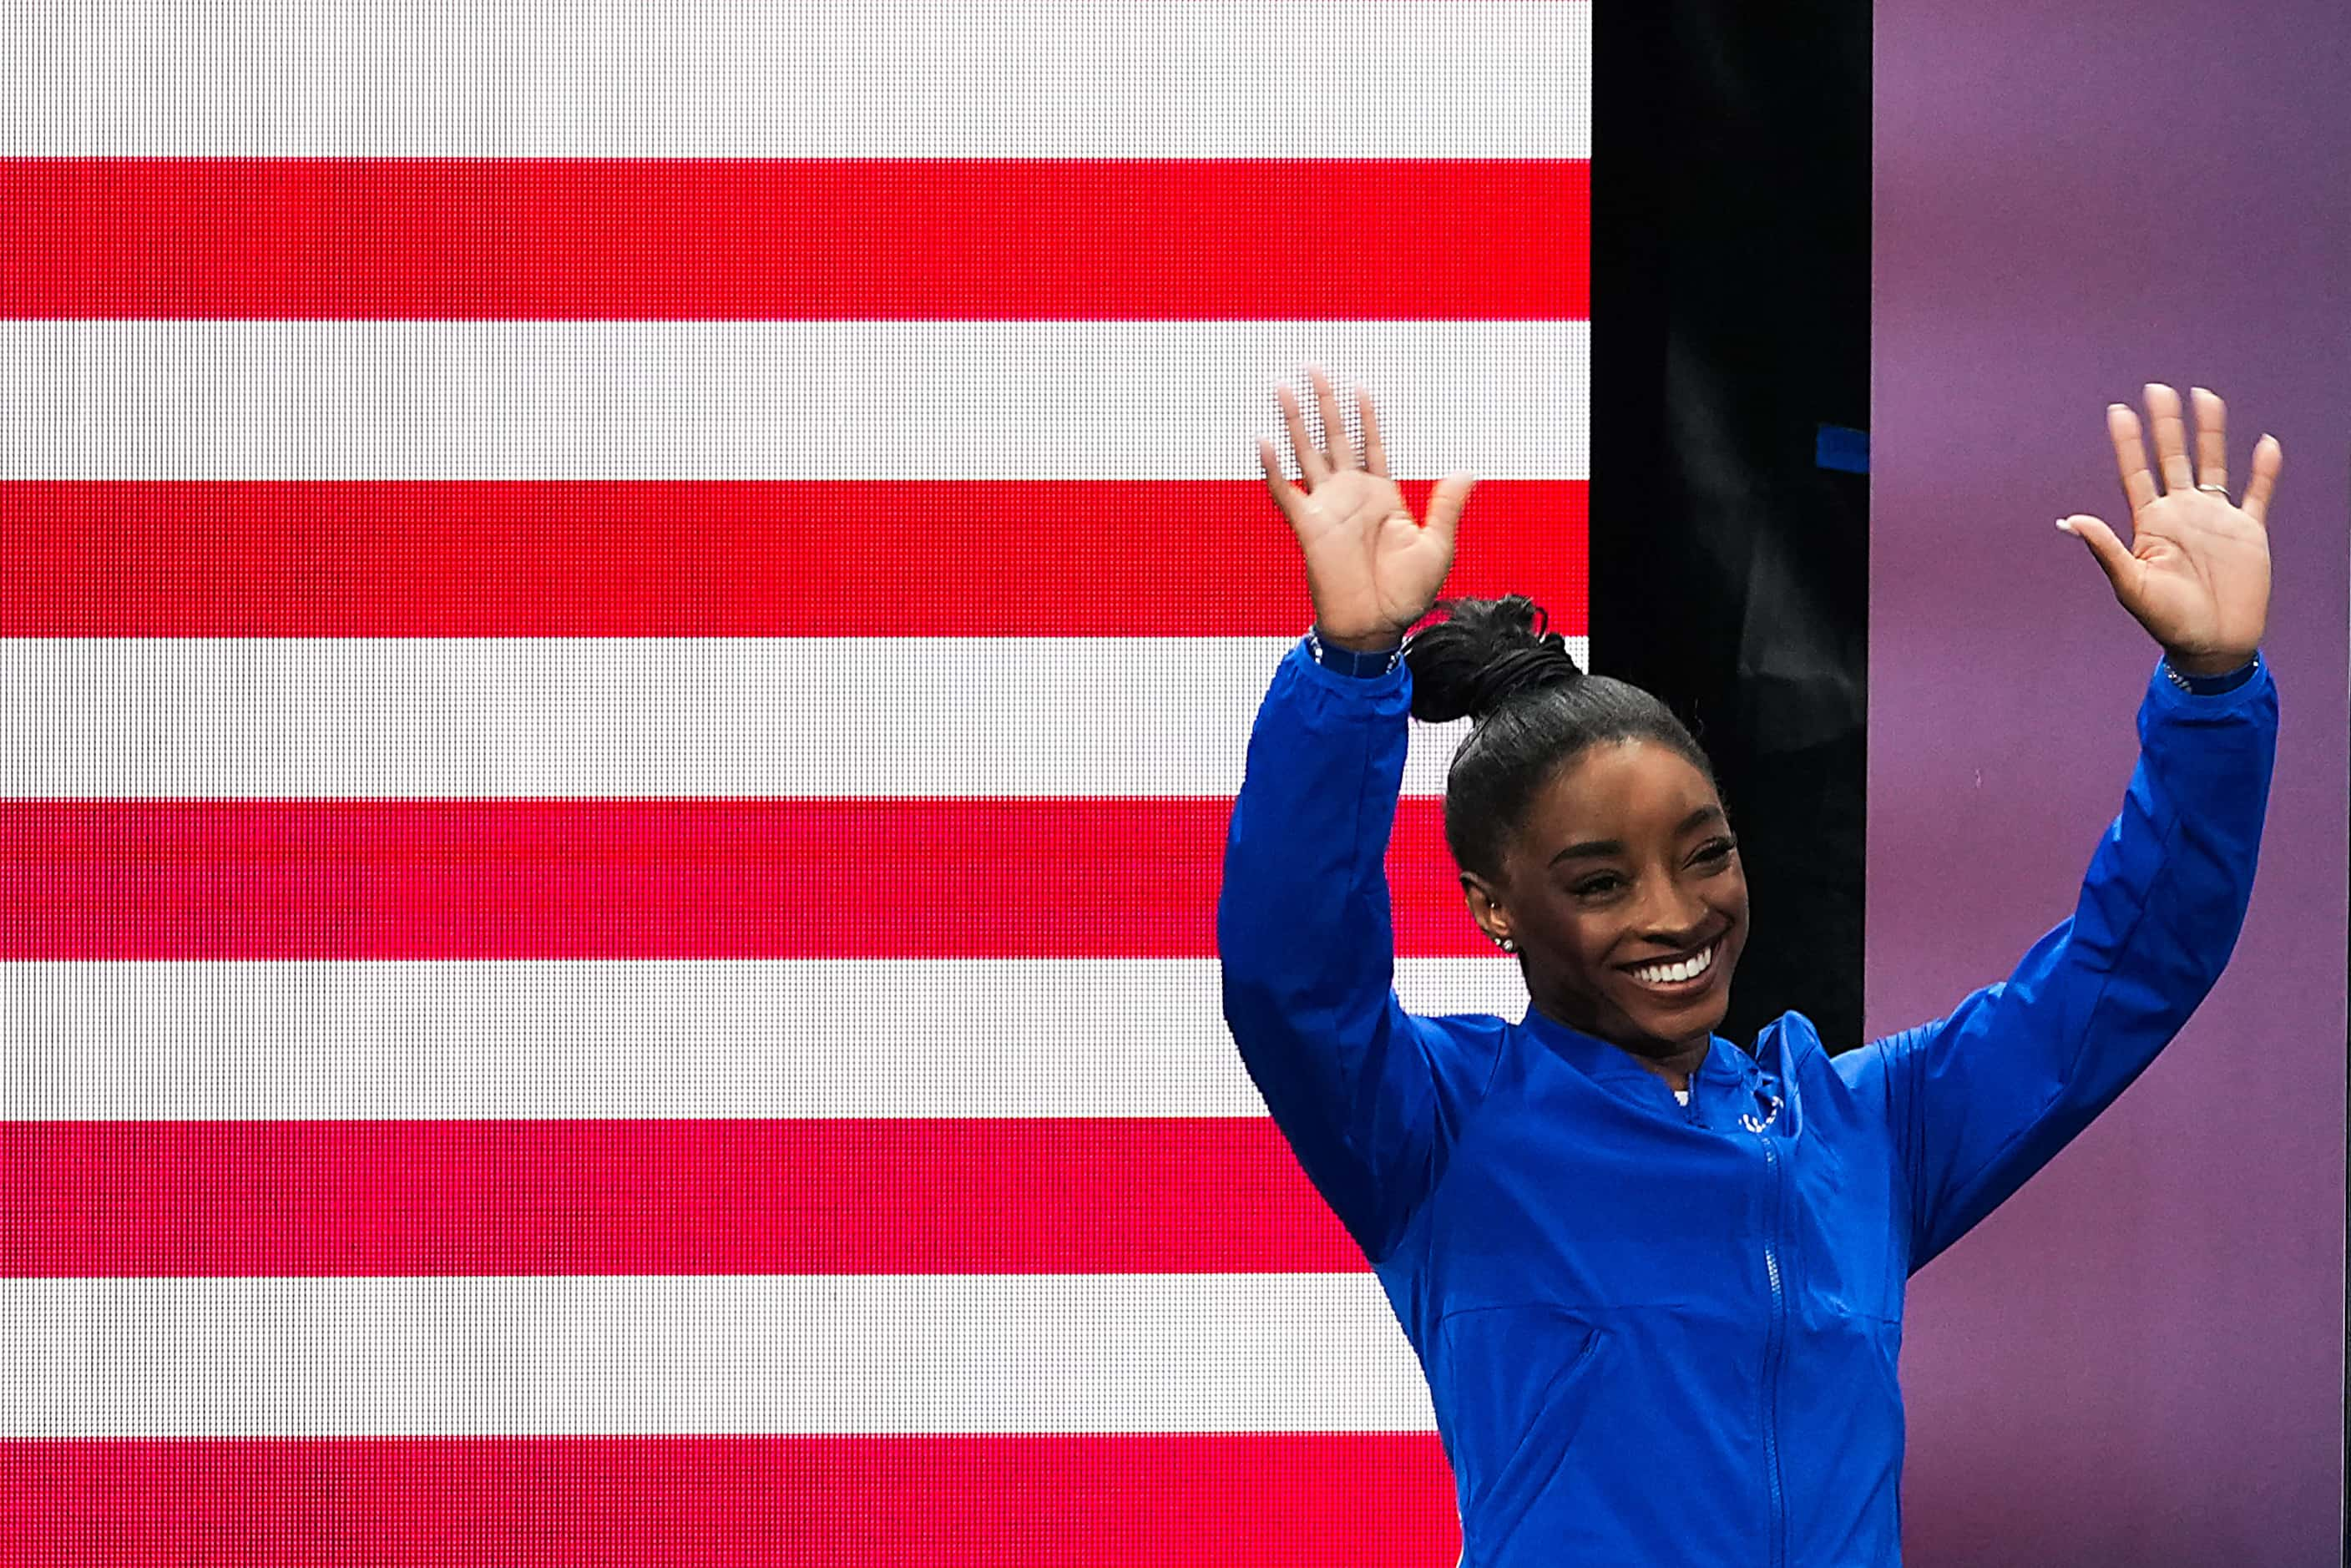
[1693,836,1738,865]
[1571,873,1625,898]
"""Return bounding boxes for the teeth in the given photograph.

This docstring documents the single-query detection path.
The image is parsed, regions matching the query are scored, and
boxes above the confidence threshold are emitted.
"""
[1630,944,1714,986]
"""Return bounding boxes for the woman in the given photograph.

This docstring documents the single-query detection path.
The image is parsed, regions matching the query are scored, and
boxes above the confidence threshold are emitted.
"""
[1218,369,2279,1565]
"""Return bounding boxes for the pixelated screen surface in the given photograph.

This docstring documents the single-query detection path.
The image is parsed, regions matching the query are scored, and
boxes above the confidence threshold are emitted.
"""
[3,2,1586,1559]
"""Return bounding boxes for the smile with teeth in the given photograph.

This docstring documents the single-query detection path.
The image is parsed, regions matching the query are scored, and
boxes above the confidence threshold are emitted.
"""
[1625,943,1717,989]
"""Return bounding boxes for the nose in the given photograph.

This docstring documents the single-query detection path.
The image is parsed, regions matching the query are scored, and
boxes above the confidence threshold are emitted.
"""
[1631,873,1713,949]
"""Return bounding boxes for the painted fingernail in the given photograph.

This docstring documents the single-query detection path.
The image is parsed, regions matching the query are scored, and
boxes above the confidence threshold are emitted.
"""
[2055,518,2073,533]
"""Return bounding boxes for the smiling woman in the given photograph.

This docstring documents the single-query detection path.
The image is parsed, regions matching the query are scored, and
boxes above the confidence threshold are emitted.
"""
[1222,367,2278,1565]
[1403,595,1748,1092]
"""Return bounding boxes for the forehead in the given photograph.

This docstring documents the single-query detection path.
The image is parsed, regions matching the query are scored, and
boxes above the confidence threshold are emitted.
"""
[1515,738,1722,852]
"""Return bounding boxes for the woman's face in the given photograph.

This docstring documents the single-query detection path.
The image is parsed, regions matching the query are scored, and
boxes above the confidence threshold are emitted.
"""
[1467,738,1748,1063]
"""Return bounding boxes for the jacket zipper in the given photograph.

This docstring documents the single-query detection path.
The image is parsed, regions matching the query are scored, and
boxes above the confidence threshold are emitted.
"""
[1754,1115,1787,1568]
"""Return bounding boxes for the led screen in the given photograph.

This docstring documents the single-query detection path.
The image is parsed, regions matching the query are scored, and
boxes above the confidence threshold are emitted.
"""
[3,2,1590,1558]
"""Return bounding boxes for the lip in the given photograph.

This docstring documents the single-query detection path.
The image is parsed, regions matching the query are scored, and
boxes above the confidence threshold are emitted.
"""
[1616,935,1725,974]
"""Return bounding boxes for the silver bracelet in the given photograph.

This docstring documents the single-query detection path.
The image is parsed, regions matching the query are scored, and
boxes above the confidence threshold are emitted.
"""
[1304,625,1404,677]
[2162,651,2259,694]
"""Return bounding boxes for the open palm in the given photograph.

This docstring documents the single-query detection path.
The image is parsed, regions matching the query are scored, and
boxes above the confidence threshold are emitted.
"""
[1257,367,1477,649]
[2061,383,2278,675]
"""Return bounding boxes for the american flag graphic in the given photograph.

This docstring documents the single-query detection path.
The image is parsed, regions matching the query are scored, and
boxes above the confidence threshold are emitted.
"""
[2,2,1588,1560]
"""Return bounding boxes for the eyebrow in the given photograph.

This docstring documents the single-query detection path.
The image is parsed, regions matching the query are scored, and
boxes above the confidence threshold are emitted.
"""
[1548,805,1727,866]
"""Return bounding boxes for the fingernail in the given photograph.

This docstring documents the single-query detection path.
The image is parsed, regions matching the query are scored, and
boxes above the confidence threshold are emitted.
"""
[2055,518,2073,533]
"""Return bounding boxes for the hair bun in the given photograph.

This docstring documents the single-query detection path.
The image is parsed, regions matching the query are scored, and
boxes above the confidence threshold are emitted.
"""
[1403,594,1583,724]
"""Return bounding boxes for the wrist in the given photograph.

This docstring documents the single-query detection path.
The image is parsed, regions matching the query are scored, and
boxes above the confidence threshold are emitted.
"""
[1314,625,1406,655]
[2163,647,2258,679]
[1305,625,1406,678]
[2161,650,2261,696]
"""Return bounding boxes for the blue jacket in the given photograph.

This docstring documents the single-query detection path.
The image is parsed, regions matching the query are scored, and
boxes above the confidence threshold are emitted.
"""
[1217,636,2275,1566]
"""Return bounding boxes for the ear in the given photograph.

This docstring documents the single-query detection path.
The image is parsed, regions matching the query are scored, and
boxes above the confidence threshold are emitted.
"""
[1460,872,1509,946]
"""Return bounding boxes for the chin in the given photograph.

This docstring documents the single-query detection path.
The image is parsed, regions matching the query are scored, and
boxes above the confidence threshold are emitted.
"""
[1618,974,1734,1041]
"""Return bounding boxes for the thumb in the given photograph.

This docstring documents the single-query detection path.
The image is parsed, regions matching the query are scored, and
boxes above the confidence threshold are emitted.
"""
[1422,473,1479,553]
[2057,513,2136,596]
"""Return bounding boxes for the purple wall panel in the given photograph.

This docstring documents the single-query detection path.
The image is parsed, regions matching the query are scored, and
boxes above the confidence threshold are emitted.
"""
[1873,2,2348,1562]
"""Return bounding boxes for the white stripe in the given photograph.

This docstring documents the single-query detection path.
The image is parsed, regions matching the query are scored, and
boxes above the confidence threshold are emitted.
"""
[3,957,1529,1120]
[3,0,1590,160]
[0,320,1590,482]
[1,635,1585,800]
[4,1273,1435,1436]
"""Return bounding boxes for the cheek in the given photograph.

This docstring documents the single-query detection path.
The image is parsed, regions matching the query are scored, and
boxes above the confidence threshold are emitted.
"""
[1551,914,1627,979]
[1717,876,1752,959]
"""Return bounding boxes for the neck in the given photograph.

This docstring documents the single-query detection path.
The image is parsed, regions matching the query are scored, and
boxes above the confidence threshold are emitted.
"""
[1527,992,1716,1091]
[1632,1041,1711,1094]
[1514,992,1721,1090]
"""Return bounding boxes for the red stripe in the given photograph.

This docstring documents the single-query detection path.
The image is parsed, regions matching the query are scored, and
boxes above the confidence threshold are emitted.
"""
[0,1434,1459,1566]
[0,478,1585,638]
[2,1119,1368,1277]
[0,158,1585,321]
[0,797,1479,959]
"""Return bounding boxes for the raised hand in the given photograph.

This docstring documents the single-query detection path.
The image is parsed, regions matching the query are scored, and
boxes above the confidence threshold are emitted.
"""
[2059,383,2278,675]
[1258,367,1478,651]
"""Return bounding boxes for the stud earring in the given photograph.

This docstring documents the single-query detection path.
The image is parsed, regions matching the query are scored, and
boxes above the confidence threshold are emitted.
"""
[1493,934,1516,953]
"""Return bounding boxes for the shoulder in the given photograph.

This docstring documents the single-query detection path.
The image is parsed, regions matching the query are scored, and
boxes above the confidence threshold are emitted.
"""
[1757,1008,1901,1104]
[1401,1008,1519,1111]
[1752,1009,1829,1070]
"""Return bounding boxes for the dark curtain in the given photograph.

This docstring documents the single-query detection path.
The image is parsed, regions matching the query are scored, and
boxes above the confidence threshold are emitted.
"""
[1590,0,1871,1050]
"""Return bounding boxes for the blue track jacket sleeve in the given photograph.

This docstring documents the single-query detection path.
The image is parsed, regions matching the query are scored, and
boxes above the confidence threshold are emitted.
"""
[1846,655,2278,1272]
[1218,638,1504,1265]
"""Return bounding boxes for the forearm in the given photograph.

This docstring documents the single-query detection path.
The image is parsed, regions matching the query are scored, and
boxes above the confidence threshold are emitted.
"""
[2075,652,2271,975]
[1219,636,1413,1087]
[1217,635,1433,1257]
[1894,652,2278,1263]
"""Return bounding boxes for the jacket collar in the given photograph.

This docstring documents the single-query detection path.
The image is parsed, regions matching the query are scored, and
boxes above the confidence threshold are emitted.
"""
[1517,1002,1751,1087]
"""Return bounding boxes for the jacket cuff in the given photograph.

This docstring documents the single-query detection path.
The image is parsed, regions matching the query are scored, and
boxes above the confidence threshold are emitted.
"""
[2162,652,2261,695]
[2148,650,2270,714]
[1304,626,1406,679]
[1291,632,1409,695]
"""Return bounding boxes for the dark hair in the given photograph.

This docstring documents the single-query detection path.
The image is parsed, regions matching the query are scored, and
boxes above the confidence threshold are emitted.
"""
[1404,594,1716,881]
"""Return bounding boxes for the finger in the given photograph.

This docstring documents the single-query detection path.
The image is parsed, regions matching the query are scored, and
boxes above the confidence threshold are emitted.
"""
[2241,432,2283,528]
[1422,473,1479,557]
[2057,513,2139,598]
[2190,386,2228,494]
[1311,367,1358,470]
[2107,402,2160,519]
[1358,387,1388,478]
[1257,436,1304,518]
[2144,382,2195,494]
[1275,378,1327,485]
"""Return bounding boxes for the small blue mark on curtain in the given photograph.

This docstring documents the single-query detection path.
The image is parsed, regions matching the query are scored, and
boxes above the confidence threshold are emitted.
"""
[1815,424,1868,473]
